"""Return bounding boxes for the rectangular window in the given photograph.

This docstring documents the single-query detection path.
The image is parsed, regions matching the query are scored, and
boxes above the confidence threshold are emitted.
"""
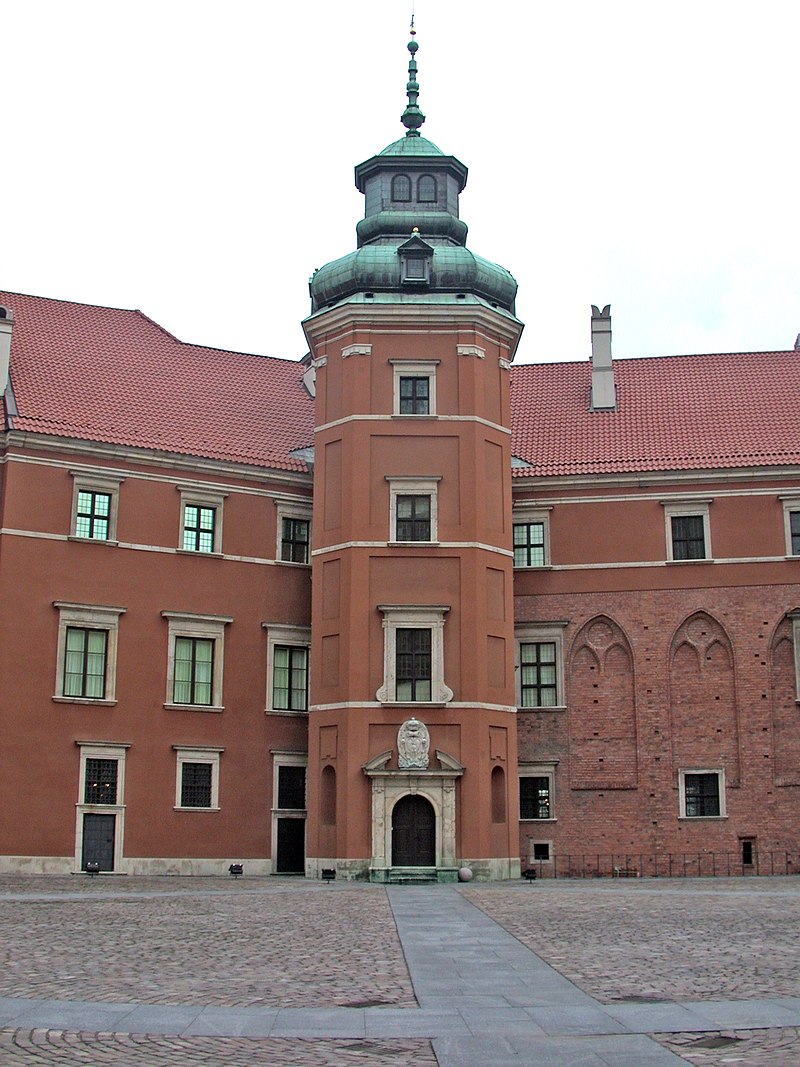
[277,764,306,809]
[399,376,430,415]
[532,842,551,862]
[183,505,216,553]
[514,522,545,568]
[181,762,213,808]
[75,490,112,540]
[520,775,551,819]
[684,772,721,817]
[791,511,800,555]
[84,758,118,805]
[281,517,310,563]
[396,628,432,702]
[173,636,214,705]
[520,642,558,707]
[396,495,431,542]
[273,646,308,711]
[64,627,108,699]
[671,515,706,560]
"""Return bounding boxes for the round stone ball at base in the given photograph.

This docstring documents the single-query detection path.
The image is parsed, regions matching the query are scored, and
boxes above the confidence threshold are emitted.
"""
[458,867,473,882]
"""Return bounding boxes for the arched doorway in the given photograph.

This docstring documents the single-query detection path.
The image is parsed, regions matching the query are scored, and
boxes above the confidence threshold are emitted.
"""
[392,794,435,867]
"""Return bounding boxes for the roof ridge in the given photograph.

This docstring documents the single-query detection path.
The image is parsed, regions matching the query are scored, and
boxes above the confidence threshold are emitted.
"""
[0,289,138,314]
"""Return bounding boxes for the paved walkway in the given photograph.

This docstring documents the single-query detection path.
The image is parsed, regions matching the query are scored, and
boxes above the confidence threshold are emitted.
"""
[2,878,800,1064]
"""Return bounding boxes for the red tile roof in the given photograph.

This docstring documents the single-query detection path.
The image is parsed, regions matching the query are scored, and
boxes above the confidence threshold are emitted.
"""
[1,291,315,473]
[4,291,798,480]
[510,351,800,478]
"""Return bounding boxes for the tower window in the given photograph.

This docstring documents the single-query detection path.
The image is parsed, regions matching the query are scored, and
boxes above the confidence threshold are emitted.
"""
[391,175,411,201]
[417,174,437,202]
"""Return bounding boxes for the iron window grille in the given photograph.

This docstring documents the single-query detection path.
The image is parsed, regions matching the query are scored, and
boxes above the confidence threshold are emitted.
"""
[671,515,706,560]
[684,772,721,817]
[273,646,308,712]
[513,522,545,567]
[281,517,310,563]
[183,505,216,553]
[396,495,431,541]
[396,628,432,701]
[520,776,551,819]
[84,758,118,805]
[277,764,306,810]
[181,762,213,807]
[173,636,214,705]
[75,490,111,540]
[64,627,108,699]
[520,641,558,707]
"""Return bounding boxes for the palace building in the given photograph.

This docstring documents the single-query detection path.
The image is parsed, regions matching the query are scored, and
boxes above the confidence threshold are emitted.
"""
[2,34,800,880]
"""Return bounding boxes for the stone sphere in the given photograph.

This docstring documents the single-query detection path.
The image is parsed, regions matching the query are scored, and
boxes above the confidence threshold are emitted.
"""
[458,866,473,882]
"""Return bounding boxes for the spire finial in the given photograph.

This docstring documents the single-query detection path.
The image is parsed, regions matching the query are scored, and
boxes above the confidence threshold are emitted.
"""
[400,14,425,138]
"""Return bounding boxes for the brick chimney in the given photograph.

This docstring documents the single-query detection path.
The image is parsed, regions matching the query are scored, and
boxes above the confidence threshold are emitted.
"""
[590,304,616,411]
[0,306,13,397]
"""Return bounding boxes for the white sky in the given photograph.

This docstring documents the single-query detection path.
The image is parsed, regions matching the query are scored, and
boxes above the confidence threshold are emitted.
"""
[2,0,799,364]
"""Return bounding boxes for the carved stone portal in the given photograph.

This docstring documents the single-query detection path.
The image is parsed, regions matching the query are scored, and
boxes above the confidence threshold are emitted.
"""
[398,718,430,769]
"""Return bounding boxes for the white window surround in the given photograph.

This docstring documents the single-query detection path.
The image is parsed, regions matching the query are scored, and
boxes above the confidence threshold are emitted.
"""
[272,751,308,811]
[390,359,439,416]
[515,622,568,711]
[661,500,712,562]
[177,485,227,555]
[53,602,125,705]
[512,505,553,568]
[74,741,130,873]
[780,497,800,557]
[173,745,223,810]
[263,623,311,715]
[526,839,554,864]
[162,611,232,712]
[678,768,727,819]
[519,761,558,822]
[386,475,441,543]
[274,497,312,565]
[70,470,124,543]
[376,604,453,704]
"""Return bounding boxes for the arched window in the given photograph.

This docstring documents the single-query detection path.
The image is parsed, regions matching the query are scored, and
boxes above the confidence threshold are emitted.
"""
[491,765,506,823]
[320,765,336,825]
[417,174,437,202]
[391,175,411,202]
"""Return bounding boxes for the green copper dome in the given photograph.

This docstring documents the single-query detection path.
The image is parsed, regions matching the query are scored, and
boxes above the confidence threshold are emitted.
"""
[307,31,518,316]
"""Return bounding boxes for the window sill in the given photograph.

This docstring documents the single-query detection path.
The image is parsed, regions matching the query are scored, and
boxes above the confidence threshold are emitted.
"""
[173,805,220,812]
[391,414,438,420]
[381,700,450,708]
[388,540,438,548]
[513,564,552,571]
[518,705,567,713]
[275,559,311,568]
[666,558,712,565]
[520,817,557,823]
[164,703,224,713]
[53,696,117,707]
[68,536,119,546]
[176,549,223,559]
[678,815,728,821]
[265,708,309,717]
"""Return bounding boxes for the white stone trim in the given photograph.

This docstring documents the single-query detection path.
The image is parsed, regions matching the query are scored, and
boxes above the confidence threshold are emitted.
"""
[782,498,800,557]
[515,622,568,710]
[313,539,512,558]
[177,485,227,554]
[376,605,453,704]
[173,746,224,810]
[391,360,438,415]
[512,505,552,569]
[74,741,130,874]
[678,768,727,819]
[457,344,485,359]
[70,469,124,543]
[271,752,307,872]
[314,413,511,435]
[53,602,125,704]
[519,762,558,822]
[386,475,441,543]
[263,623,311,714]
[662,500,712,562]
[341,344,372,358]
[161,612,232,711]
[275,498,312,565]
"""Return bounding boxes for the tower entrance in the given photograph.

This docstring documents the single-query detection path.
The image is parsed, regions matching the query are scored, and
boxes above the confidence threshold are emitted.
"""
[392,794,435,867]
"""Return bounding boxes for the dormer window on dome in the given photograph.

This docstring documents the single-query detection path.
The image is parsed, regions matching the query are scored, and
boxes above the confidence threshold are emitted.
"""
[398,234,434,287]
[391,175,412,202]
[417,175,437,202]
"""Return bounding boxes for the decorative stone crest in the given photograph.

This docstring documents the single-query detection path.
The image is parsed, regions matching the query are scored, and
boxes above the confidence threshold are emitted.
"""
[398,718,430,769]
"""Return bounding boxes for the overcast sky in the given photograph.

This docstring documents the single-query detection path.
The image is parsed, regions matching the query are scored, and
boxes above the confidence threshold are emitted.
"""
[3,0,798,364]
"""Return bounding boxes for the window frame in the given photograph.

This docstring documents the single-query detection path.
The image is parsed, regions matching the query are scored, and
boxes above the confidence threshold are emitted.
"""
[662,500,712,562]
[70,471,123,543]
[515,623,567,711]
[391,174,412,202]
[177,486,226,555]
[781,498,800,556]
[678,768,726,819]
[263,623,311,715]
[162,611,232,712]
[417,174,437,202]
[271,751,308,871]
[376,605,453,705]
[75,741,129,873]
[387,476,440,544]
[512,506,552,569]
[54,602,125,706]
[275,499,312,565]
[174,746,223,811]
[519,763,557,822]
[391,360,438,416]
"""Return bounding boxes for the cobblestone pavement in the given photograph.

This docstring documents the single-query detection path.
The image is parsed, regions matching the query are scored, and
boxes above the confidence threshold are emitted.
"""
[0,1030,437,1066]
[3,876,800,1064]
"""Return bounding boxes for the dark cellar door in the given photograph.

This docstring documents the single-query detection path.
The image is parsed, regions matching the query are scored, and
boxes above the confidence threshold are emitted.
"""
[276,818,305,873]
[392,794,435,867]
[82,813,115,871]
